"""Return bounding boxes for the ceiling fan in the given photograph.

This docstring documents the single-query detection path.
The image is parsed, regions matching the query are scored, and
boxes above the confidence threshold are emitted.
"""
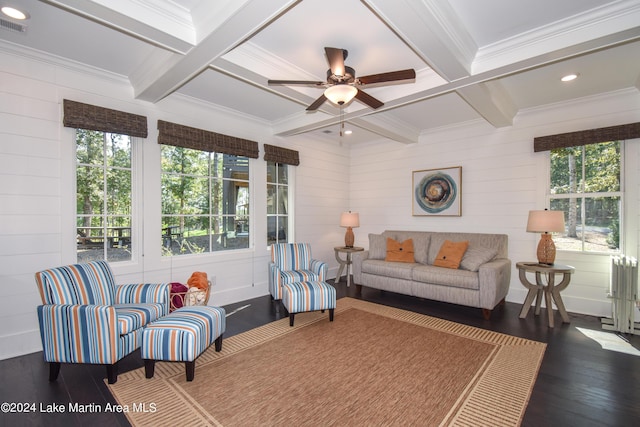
[268,47,416,111]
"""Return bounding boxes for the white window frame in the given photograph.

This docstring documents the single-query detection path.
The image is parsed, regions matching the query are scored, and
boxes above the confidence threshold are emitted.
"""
[160,147,252,256]
[72,130,141,264]
[267,161,294,246]
[548,141,624,255]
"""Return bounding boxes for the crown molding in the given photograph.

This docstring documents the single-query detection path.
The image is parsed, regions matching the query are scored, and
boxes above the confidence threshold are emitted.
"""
[0,39,129,84]
[474,0,640,74]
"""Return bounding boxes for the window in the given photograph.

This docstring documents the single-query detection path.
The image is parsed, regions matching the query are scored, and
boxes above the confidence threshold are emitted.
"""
[161,146,250,256]
[267,162,289,245]
[549,141,622,253]
[76,130,133,262]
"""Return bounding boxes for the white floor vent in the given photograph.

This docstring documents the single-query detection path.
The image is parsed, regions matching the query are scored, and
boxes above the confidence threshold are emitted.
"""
[602,255,640,335]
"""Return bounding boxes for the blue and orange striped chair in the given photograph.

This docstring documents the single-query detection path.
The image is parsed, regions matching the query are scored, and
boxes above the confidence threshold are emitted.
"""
[35,260,170,384]
[268,243,328,300]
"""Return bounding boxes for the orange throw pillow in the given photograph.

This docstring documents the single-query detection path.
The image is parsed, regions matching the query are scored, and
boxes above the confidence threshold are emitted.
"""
[385,238,415,263]
[187,271,209,290]
[433,240,469,269]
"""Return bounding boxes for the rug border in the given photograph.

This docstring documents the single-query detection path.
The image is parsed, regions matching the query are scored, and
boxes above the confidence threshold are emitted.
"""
[107,297,545,427]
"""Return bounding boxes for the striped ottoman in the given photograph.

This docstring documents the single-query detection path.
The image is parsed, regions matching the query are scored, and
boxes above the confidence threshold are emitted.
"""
[281,280,336,327]
[142,305,225,381]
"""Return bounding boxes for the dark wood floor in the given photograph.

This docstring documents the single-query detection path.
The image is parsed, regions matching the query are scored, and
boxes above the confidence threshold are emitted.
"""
[2,277,639,426]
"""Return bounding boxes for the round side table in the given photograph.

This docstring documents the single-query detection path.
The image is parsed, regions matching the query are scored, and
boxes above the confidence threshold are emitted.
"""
[334,246,364,287]
[516,262,575,328]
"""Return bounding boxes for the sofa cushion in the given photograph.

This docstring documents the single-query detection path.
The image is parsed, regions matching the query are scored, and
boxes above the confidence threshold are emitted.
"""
[387,231,430,264]
[412,265,479,290]
[361,259,415,280]
[460,246,498,272]
[368,233,387,260]
[385,238,415,263]
[433,240,469,269]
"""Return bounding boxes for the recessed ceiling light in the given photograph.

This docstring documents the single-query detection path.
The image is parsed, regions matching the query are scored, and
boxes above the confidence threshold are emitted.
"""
[1,6,29,20]
[561,73,579,82]
[344,130,353,135]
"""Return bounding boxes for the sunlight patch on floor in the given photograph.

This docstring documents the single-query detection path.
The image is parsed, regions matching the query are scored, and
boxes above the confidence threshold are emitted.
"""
[226,304,251,317]
[576,327,640,356]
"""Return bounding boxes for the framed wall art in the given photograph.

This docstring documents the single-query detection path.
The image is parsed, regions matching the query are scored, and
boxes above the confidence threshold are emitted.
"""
[412,166,462,216]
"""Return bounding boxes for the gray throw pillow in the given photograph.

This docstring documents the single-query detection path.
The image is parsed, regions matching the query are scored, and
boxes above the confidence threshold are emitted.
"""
[460,246,498,272]
[368,233,387,260]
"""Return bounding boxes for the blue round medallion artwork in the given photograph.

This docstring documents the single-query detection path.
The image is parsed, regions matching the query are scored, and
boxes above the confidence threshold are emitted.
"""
[415,172,457,213]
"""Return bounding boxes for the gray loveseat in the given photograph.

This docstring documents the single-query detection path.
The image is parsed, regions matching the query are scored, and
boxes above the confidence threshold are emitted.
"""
[352,230,511,319]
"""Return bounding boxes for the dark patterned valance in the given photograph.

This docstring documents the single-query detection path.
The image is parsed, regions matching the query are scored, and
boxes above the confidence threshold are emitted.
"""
[157,120,259,158]
[263,144,300,166]
[63,99,148,138]
[534,122,640,152]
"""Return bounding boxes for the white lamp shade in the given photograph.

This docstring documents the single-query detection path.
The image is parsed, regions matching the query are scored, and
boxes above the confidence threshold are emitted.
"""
[324,84,358,106]
[526,210,565,233]
[340,212,360,228]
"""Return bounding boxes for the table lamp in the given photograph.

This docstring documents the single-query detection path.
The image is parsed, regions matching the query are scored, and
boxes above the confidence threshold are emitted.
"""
[340,211,359,248]
[526,209,565,265]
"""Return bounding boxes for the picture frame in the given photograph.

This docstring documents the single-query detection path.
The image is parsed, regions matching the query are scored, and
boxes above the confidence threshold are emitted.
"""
[412,166,462,216]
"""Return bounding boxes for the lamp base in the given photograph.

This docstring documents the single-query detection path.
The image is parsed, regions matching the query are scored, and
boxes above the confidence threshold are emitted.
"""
[344,227,354,248]
[537,233,556,265]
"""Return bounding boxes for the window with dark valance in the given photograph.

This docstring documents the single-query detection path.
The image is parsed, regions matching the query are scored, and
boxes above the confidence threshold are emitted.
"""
[157,120,259,158]
[263,143,300,166]
[533,122,640,152]
[63,99,148,137]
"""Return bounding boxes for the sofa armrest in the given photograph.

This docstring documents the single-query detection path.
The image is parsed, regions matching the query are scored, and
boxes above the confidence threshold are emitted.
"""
[37,304,119,364]
[478,258,512,310]
[352,250,370,284]
[114,283,170,315]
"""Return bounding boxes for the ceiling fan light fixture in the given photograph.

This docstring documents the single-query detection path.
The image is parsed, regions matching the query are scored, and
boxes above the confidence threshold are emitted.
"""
[324,84,357,106]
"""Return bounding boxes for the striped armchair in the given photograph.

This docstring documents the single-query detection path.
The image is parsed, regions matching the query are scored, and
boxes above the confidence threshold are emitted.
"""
[269,243,328,300]
[35,260,170,384]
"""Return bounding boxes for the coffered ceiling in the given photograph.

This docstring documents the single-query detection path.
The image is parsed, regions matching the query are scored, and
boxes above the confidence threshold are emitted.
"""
[2,0,639,144]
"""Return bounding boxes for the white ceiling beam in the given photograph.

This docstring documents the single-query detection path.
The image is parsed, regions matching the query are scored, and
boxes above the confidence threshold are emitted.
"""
[350,116,420,144]
[133,0,299,103]
[271,108,420,145]
[363,0,476,81]
[456,81,517,128]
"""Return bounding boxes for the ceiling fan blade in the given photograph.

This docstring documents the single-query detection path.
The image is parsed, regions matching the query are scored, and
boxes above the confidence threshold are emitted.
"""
[358,69,416,85]
[306,94,327,111]
[268,79,324,86]
[325,47,346,77]
[355,89,384,109]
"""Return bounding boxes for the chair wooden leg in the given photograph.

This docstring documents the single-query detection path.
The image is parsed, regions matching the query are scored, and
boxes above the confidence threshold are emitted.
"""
[215,334,223,352]
[49,362,61,382]
[106,362,118,384]
[329,308,334,322]
[289,313,295,327]
[482,308,492,320]
[144,359,155,379]
[185,361,195,382]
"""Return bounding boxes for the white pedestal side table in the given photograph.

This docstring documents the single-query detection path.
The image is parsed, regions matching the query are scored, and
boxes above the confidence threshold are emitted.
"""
[334,246,364,287]
[516,261,575,328]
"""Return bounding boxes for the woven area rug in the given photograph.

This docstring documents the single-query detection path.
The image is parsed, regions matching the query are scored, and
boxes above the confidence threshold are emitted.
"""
[107,298,545,426]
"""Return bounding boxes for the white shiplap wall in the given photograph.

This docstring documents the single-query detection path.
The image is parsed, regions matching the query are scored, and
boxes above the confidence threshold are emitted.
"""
[1,42,639,360]
[0,46,349,360]
[349,88,640,318]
